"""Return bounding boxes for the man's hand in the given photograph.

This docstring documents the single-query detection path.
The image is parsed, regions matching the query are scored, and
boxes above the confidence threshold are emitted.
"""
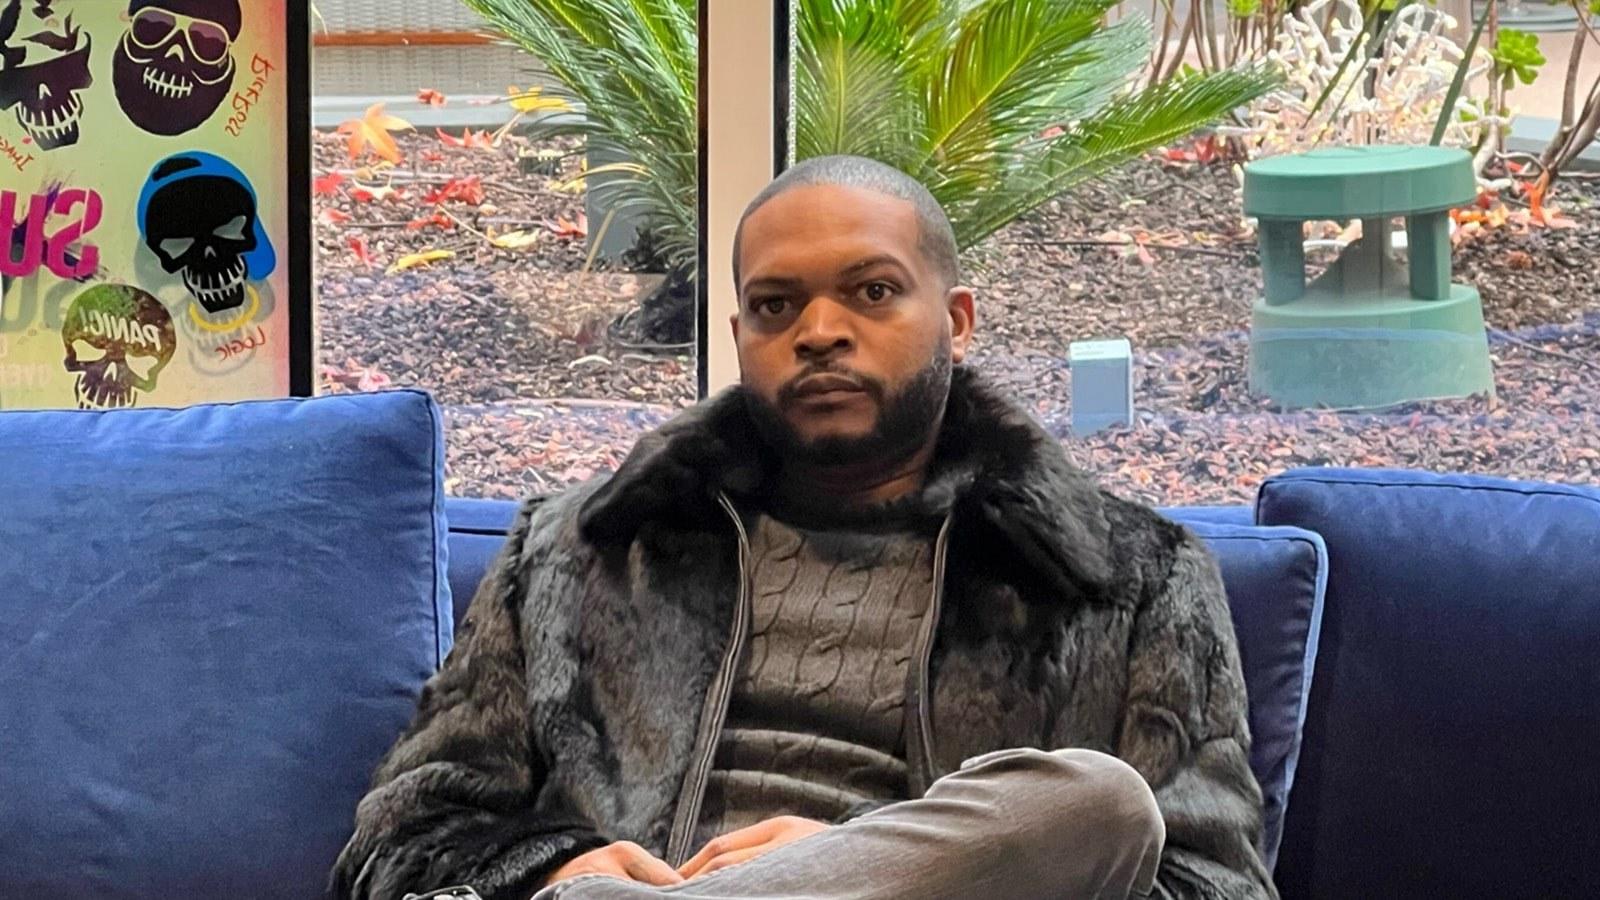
[544,841,684,888]
[677,816,829,880]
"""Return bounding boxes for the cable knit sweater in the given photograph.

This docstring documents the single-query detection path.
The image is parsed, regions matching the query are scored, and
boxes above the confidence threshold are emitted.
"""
[691,513,937,848]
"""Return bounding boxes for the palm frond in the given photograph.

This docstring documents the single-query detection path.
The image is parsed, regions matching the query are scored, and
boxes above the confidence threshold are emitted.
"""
[468,0,1278,273]
[464,0,699,267]
[918,0,1122,173]
[958,64,1280,247]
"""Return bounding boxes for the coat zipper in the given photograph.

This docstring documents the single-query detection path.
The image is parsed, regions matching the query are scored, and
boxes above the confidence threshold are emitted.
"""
[911,516,954,791]
[664,493,752,867]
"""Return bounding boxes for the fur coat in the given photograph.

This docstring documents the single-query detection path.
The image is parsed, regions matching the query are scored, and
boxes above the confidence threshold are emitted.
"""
[331,368,1275,900]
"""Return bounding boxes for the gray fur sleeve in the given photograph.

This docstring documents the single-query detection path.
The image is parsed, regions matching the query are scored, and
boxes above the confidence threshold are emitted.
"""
[328,498,608,900]
[1118,532,1280,900]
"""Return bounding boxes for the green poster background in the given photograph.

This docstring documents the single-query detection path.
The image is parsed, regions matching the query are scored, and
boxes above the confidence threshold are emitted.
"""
[1,0,305,410]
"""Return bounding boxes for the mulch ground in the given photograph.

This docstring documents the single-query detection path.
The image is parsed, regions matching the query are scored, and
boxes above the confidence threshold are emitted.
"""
[313,128,1600,506]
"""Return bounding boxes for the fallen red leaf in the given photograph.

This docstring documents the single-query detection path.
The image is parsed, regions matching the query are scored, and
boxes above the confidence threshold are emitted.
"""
[349,184,404,203]
[348,236,373,267]
[312,171,345,196]
[406,212,456,231]
[436,127,496,150]
[420,149,444,163]
[544,211,588,240]
[1524,173,1553,225]
[317,208,352,226]
[423,175,486,206]
[416,88,447,107]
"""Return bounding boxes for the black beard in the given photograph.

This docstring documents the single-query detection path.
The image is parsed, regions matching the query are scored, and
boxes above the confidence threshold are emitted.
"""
[744,340,953,469]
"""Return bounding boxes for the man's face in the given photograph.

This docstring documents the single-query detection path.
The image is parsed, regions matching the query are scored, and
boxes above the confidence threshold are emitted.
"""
[733,183,973,465]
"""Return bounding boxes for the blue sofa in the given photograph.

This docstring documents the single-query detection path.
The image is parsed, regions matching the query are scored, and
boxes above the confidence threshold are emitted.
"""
[2,391,1596,899]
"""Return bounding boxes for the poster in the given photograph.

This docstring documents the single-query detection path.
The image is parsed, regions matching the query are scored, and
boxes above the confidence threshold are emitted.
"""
[0,0,310,410]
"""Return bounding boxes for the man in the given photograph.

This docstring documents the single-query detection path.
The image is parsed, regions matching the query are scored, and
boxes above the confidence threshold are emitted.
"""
[332,156,1273,900]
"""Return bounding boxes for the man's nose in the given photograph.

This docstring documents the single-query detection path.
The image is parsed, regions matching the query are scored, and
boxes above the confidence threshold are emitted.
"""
[793,297,854,360]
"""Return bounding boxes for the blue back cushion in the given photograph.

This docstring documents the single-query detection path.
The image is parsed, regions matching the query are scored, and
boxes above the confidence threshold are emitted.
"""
[1258,468,1600,900]
[444,497,521,620]
[0,391,451,899]
[1167,515,1326,873]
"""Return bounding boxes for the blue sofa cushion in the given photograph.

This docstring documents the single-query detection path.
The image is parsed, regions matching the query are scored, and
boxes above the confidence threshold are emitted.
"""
[444,497,520,621]
[1259,468,1600,899]
[1161,504,1255,527]
[0,391,451,899]
[1168,515,1326,873]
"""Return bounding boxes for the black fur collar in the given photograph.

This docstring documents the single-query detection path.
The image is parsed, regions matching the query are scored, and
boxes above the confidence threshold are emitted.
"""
[578,367,1113,594]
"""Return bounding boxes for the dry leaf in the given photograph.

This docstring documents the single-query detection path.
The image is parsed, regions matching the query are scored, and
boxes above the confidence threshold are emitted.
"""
[423,175,486,206]
[437,127,496,151]
[349,184,404,203]
[491,229,541,249]
[386,249,456,274]
[544,212,588,240]
[348,236,373,267]
[337,103,414,164]
[406,212,455,232]
[508,85,568,114]
[312,171,345,196]
[317,208,352,226]
[417,88,447,107]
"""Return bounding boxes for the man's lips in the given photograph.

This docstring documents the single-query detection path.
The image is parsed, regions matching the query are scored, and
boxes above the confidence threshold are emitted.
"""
[790,373,868,400]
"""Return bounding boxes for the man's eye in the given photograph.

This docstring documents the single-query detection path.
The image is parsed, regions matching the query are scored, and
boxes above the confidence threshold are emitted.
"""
[860,282,894,303]
[754,298,788,317]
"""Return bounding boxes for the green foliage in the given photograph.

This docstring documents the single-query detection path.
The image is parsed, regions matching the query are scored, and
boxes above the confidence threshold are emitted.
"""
[1491,29,1546,87]
[1226,0,1262,18]
[466,0,1276,269]
[460,0,699,272]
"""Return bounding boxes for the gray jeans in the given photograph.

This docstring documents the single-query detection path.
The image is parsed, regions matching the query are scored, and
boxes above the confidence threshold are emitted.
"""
[536,747,1166,900]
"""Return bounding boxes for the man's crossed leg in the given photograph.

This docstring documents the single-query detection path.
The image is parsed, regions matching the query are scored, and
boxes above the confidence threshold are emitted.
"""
[537,748,1166,900]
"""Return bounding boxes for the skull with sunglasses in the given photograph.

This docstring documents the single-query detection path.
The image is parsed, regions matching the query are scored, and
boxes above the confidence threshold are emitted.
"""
[0,0,94,150]
[113,0,238,136]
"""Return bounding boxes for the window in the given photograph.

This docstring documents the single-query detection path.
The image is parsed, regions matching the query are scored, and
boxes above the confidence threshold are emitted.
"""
[311,0,703,498]
[781,0,1600,506]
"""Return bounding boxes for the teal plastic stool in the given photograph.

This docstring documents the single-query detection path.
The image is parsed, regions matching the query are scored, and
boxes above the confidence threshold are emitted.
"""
[1244,146,1495,409]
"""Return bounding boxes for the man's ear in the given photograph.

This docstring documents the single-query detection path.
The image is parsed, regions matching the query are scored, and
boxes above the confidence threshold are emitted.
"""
[730,312,740,344]
[947,287,975,363]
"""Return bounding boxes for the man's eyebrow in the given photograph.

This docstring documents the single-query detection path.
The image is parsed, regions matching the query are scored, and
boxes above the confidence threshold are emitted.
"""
[840,254,913,279]
[740,275,803,294]
[740,255,916,294]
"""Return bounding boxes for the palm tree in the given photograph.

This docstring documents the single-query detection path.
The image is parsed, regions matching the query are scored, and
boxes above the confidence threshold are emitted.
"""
[464,0,1276,341]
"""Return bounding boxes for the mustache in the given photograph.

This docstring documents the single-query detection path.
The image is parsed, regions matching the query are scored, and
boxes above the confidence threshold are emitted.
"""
[777,365,886,405]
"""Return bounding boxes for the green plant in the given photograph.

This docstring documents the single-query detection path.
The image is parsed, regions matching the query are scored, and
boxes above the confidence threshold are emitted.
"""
[467,0,1274,278]
[1491,28,1546,87]
[460,0,699,274]
[794,0,1276,248]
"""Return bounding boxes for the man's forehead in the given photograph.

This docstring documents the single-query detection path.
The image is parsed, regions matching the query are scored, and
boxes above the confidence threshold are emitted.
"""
[739,184,922,276]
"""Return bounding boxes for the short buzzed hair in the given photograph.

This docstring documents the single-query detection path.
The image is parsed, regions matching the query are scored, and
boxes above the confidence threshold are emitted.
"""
[732,155,960,291]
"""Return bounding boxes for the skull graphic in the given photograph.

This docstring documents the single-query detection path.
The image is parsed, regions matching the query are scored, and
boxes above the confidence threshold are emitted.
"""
[138,152,277,314]
[0,0,92,150]
[61,284,176,410]
[113,0,239,136]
